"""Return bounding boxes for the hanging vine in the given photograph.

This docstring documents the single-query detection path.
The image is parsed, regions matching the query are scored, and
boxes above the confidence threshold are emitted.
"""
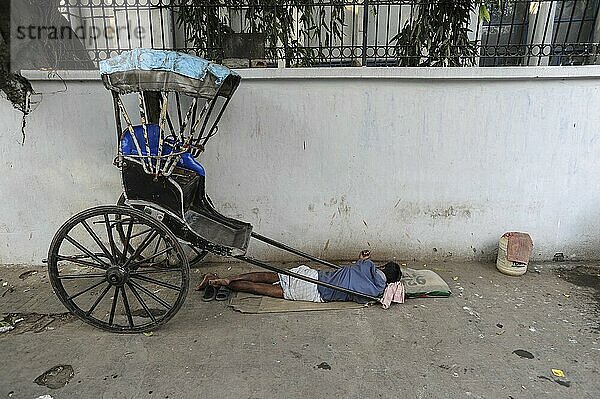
[175,0,346,66]
[391,1,494,67]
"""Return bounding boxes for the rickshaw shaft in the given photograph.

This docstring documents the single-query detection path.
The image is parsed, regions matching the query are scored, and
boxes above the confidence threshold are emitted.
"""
[250,232,340,270]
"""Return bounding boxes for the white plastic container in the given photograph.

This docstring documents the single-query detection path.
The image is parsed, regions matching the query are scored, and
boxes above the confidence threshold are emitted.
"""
[496,235,528,276]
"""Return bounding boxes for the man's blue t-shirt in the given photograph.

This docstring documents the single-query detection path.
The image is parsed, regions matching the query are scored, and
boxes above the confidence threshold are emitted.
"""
[317,259,386,303]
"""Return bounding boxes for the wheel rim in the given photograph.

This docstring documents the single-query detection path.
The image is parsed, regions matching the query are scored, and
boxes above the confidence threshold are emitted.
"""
[48,206,189,333]
[116,194,207,266]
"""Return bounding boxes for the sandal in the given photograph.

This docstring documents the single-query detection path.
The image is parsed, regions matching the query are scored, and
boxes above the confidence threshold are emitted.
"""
[215,286,231,301]
[202,285,217,302]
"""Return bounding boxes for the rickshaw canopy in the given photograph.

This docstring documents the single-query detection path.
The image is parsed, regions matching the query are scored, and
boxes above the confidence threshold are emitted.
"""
[99,48,240,99]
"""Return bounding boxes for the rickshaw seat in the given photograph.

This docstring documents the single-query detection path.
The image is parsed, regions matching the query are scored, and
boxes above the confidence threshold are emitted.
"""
[121,124,205,177]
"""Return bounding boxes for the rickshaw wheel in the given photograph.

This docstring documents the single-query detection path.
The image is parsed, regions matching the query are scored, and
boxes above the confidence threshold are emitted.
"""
[47,205,189,333]
[116,193,208,266]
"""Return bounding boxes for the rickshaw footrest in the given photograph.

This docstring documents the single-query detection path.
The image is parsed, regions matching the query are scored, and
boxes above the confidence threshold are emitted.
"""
[184,210,251,253]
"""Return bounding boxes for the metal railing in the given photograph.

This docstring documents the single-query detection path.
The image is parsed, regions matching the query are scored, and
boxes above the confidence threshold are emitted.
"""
[20,0,600,68]
[479,0,600,66]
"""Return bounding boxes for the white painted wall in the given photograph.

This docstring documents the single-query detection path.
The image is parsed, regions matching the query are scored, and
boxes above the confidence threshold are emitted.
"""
[2,67,600,265]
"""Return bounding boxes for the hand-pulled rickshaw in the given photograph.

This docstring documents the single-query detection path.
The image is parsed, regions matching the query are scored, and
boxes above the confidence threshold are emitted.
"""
[47,49,381,333]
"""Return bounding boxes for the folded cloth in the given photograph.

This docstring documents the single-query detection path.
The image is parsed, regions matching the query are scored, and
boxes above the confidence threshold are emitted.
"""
[504,232,533,264]
[380,282,405,309]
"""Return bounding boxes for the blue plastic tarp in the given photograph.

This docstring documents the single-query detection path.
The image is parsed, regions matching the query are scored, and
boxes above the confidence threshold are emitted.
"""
[100,48,236,85]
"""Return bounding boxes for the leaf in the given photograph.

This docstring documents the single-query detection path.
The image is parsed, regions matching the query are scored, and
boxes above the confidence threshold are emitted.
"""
[479,4,491,23]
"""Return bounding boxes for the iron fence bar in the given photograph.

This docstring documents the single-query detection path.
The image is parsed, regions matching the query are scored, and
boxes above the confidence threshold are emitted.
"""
[148,1,155,49]
[516,2,529,61]
[159,1,167,49]
[564,0,582,46]
[496,0,507,49]
[362,0,369,65]
[590,0,600,64]
[235,255,380,303]
[351,1,357,60]
[329,2,333,66]
[114,1,122,54]
[318,3,324,64]
[136,1,144,48]
[481,2,492,49]
[171,3,179,50]
[575,0,591,43]
[373,2,379,63]
[385,2,392,62]
[123,0,133,51]
[99,0,109,58]
[528,1,541,65]
[506,0,518,59]
[553,0,568,43]
[539,0,556,65]
[63,2,74,67]
[408,1,417,65]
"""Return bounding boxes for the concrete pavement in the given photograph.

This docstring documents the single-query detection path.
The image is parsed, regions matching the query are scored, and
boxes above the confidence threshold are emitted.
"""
[1,260,599,398]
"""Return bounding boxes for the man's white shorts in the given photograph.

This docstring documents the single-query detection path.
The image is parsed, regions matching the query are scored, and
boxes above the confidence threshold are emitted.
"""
[278,265,324,302]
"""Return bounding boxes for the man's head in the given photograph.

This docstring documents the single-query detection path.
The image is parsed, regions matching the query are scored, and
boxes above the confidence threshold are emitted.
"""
[380,261,402,283]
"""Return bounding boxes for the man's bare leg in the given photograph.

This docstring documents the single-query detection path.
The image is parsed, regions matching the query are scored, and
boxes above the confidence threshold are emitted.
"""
[209,272,279,287]
[227,280,284,298]
[205,272,283,298]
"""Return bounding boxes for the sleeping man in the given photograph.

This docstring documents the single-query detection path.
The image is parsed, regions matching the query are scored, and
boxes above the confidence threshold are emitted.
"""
[197,251,402,303]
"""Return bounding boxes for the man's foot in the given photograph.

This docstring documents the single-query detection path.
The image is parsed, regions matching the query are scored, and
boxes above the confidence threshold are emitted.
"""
[359,250,371,260]
[208,278,231,287]
[195,273,219,291]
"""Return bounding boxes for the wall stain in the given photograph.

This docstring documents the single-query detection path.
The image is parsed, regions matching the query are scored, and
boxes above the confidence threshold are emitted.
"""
[251,207,261,226]
[324,197,338,206]
[394,202,474,220]
[220,202,245,219]
[424,205,472,219]
[324,195,352,221]
[336,195,351,216]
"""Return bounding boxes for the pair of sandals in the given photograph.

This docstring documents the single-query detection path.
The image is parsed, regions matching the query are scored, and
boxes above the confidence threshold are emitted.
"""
[202,284,230,302]
[197,273,230,302]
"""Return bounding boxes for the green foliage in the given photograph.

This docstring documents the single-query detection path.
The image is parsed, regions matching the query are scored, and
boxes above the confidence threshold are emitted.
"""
[176,0,346,66]
[391,1,484,67]
[177,0,502,67]
[479,4,491,22]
